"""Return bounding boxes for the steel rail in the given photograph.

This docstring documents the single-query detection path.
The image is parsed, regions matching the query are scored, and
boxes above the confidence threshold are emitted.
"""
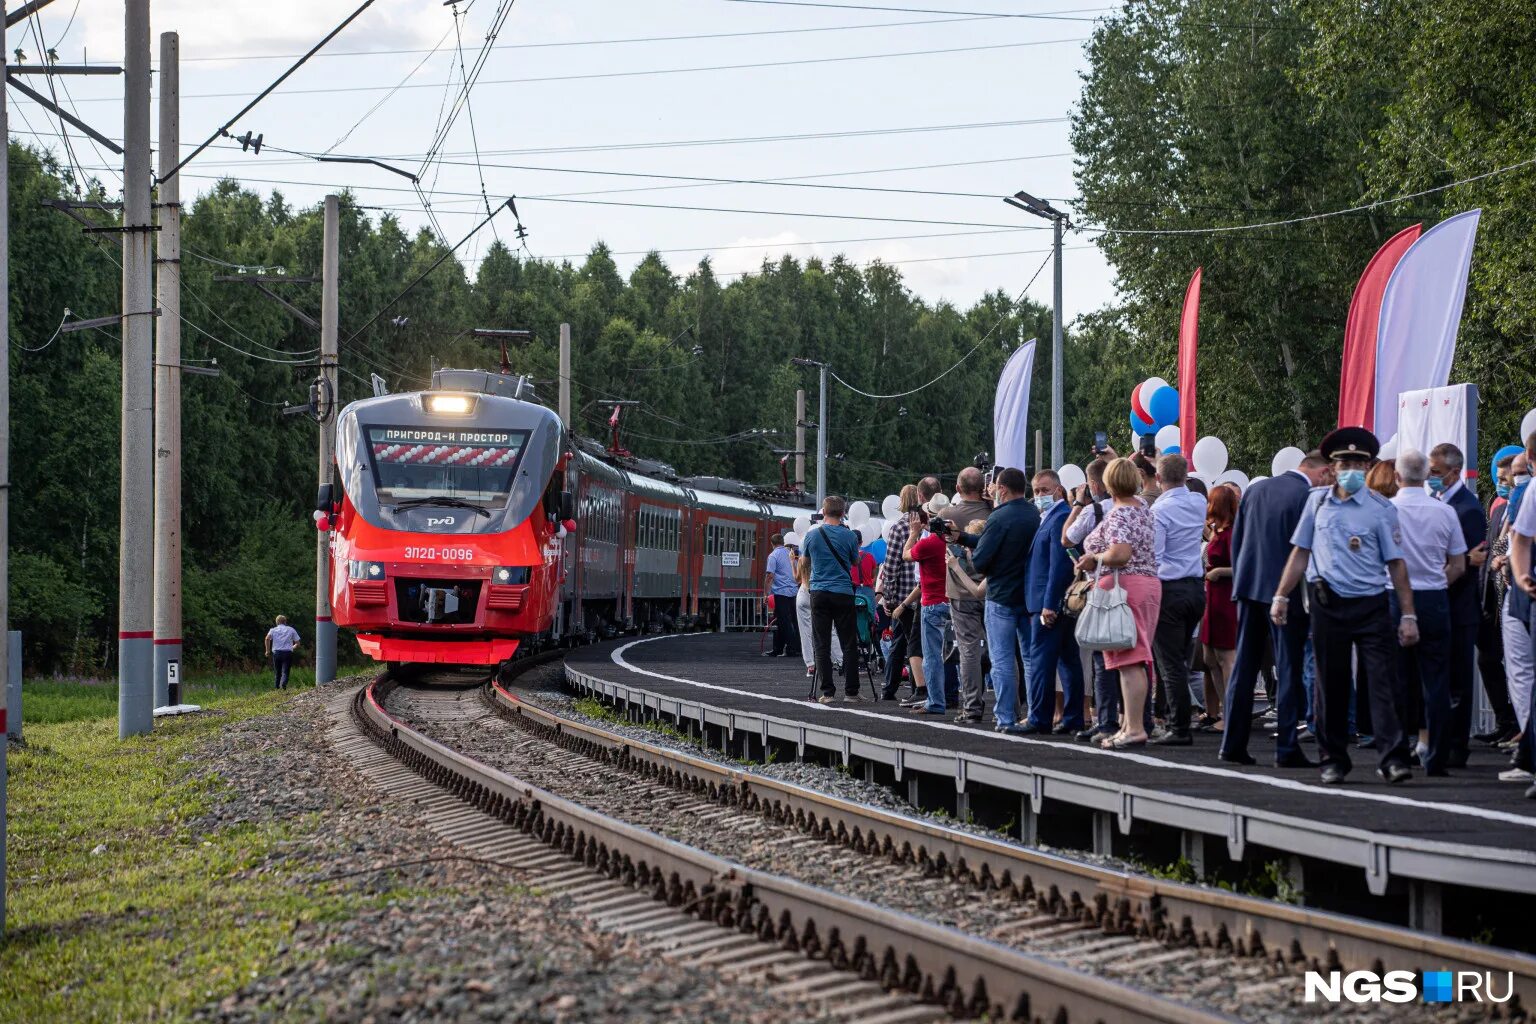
[358,672,1237,1023]
[488,678,1536,1007]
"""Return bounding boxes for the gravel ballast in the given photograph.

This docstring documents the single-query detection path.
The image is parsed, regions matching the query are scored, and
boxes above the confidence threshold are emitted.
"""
[191,681,833,1024]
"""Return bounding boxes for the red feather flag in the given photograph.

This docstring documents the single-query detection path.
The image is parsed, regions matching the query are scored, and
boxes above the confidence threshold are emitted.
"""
[1337,223,1422,429]
[1178,268,1201,455]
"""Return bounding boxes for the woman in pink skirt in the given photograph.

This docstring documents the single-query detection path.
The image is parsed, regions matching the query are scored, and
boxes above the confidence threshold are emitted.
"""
[1076,457,1163,749]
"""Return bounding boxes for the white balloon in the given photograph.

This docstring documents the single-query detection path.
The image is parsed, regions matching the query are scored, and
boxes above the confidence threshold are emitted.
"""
[783,531,801,547]
[883,518,901,542]
[881,494,902,519]
[848,501,871,528]
[858,523,879,546]
[1056,463,1086,492]
[1154,424,1180,452]
[1192,436,1228,477]
[1379,433,1399,460]
[1137,376,1171,411]
[1522,410,1536,446]
[1270,446,1305,477]
[1215,469,1250,492]
[793,514,812,535]
[866,517,885,541]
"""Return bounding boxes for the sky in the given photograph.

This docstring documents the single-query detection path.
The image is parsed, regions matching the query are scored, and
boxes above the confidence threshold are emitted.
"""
[11,0,1122,320]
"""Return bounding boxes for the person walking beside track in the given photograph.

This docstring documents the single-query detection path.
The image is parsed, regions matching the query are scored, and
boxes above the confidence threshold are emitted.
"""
[265,615,301,690]
[763,533,800,658]
[803,496,865,704]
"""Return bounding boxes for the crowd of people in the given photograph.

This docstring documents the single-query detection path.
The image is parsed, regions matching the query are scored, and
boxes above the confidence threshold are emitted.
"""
[761,425,1536,795]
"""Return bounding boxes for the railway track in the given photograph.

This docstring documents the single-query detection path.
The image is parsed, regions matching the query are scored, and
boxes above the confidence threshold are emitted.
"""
[337,659,1244,1024]
[456,667,1536,1021]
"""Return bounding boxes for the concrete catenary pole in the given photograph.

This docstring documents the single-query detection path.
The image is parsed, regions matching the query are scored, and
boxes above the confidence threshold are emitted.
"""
[1050,215,1064,469]
[152,30,181,708]
[119,0,155,738]
[1,0,11,935]
[794,388,806,491]
[315,195,340,684]
[815,364,828,509]
[558,322,571,429]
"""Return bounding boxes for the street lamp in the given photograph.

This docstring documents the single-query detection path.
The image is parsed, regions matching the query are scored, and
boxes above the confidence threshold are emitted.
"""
[1004,190,1069,470]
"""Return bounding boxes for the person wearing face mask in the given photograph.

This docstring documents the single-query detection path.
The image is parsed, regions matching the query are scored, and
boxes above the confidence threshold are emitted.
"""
[1218,450,1333,767]
[1022,470,1085,734]
[1474,451,1521,746]
[1427,443,1487,769]
[1272,427,1419,785]
[1501,444,1536,791]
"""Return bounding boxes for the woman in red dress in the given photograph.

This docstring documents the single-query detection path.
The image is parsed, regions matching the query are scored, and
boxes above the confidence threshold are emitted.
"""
[1198,484,1240,732]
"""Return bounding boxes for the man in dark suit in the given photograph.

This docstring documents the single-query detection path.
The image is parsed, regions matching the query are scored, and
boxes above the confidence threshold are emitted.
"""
[1430,443,1487,767]
[1218,450,1332,766]
[1024,470,1085,734]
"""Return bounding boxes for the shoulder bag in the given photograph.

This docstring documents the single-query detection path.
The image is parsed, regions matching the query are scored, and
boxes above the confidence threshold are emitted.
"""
[1074,567,1137,651]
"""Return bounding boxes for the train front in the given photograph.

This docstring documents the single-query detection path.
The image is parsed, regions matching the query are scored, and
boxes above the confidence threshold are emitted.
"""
[325,374,569,667]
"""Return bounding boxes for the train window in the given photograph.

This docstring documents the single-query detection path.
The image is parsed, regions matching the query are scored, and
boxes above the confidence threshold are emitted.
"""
[364,425,528,508]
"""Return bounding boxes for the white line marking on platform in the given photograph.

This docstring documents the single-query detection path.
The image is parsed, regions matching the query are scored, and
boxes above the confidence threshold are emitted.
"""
[609,635,1536,832]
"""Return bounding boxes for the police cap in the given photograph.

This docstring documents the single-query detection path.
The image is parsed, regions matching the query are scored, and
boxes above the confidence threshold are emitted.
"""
[1319,426,1380,461]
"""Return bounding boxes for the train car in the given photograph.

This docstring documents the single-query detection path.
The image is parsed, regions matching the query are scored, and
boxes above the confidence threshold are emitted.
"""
[325,367,805,670]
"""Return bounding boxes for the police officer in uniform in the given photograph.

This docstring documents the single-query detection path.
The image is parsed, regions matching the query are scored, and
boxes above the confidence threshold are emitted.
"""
[1270,427,1419,784]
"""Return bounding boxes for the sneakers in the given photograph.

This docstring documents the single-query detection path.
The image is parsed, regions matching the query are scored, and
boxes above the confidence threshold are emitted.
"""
[842,694,864,703]
[1378,762,1412,784]
[954,712,982,724]
[1319,764,1347,785]
[1498,768,1534,783]
[816,695,835,705]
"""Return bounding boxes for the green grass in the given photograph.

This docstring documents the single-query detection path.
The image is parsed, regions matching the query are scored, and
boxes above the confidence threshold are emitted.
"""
[0,673,371,1023]
[16,668,319,726]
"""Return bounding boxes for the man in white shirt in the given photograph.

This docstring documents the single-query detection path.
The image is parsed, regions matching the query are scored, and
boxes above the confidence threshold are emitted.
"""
[1391,449,1467,775]
[1150,453,1208,745]
[264,615,301,690]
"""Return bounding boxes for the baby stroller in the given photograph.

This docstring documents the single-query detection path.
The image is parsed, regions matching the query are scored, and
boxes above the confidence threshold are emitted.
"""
[854,586,884,689]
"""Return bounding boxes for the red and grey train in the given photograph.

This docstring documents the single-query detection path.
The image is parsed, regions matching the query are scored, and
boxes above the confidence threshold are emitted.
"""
[320,368,807,668]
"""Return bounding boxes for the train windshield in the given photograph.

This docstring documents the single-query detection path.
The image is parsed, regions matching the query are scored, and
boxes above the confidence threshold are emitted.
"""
[364,425,528,510]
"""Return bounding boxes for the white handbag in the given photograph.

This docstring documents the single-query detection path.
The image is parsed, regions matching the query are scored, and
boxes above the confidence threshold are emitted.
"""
[1074,568,1137,651]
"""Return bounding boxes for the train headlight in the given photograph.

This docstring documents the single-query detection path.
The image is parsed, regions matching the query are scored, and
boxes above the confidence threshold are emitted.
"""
[348,559,386,581]
[491,565,529,585]
[425,393,474,415]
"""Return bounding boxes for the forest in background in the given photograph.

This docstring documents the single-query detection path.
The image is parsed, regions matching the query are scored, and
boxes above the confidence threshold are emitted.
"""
[10,0,1535,672]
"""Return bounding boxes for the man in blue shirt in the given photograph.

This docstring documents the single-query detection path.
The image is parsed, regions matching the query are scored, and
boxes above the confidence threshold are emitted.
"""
[762,533,800,658]
[953,466,1041,732]
[801,496,865,703]
[1272,427,1419,785]
[1150,454,1209,745]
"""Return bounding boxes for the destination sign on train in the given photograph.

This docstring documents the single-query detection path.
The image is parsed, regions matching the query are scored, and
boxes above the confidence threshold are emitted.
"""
[373,428,514,445]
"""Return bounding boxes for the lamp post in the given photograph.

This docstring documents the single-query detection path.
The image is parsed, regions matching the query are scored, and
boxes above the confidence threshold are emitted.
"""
[1003,190,1069,470]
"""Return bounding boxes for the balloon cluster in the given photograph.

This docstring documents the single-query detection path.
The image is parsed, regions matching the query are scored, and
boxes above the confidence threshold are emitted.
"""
[1129,376,1180,445]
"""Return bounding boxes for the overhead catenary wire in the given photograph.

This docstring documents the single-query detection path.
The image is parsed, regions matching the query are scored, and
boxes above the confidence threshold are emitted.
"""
[718,0,1305,30]
[160,0,382,184]
[829,247,1054,400]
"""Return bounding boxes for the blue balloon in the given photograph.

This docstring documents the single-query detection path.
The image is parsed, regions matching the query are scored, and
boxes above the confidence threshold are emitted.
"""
[1130,410,1154,435]
[1493,444,1523,484]
[1163,445,1182,455]
[1148,385,1180,428]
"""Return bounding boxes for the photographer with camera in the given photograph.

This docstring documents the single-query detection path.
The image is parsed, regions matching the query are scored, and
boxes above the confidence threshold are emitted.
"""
[937,467,992,722]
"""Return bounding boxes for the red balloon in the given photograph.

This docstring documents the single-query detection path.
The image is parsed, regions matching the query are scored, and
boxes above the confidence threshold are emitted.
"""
[1130,383,1151,423]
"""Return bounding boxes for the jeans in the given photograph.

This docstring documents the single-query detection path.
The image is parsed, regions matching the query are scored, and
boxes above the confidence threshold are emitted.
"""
[771,593,799,655]
[1027,612,1084,731]
[1151,577,1205,735]
[919,602,951,712]
[810,590,859,697]
[1391,589,1451,773]
[950,598,987,716]
[984,602,1030,728]
[272,649,293,689]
